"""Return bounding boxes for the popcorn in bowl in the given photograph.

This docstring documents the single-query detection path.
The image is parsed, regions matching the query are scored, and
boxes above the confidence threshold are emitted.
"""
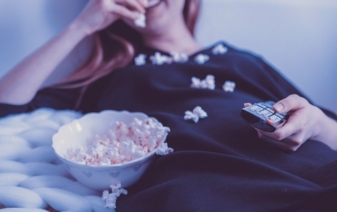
[52,110,173,192]
[65,117,171,166]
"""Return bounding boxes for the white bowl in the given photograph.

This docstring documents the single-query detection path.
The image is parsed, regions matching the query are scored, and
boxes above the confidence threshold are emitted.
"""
[52,110,168,191]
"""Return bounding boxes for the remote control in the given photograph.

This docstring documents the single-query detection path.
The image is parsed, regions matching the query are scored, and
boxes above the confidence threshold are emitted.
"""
[240,101,288,132]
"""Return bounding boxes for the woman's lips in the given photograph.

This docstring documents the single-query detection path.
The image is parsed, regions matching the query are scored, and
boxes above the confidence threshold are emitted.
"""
[147,0,163,8]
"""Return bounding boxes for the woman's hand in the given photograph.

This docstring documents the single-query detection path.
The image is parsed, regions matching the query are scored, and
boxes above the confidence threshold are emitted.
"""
[72,0,147,36]
[253,94,337,151]
[0,0,147,105]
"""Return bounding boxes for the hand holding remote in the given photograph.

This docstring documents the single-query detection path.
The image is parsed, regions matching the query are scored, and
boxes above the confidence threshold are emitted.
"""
[241,94,337,151]
[241,101,288,132]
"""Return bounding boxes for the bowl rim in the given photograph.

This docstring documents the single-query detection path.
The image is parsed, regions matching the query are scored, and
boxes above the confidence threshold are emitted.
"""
[52,110,167,168]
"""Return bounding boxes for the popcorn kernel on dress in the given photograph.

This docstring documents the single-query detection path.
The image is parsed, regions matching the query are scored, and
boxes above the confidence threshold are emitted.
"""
[223,81,236,92]
[212,43,228,55]
[102,183,128,209]
[135,54,147,66]
[184,106,208,123]
[150,52,173,65]
[190,75,215,90]
[193,106,208,119]
[170,52,189,63]
[194,53,210,64]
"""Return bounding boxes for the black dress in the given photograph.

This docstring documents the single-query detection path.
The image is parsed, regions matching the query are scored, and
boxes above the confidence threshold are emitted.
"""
[1,41,337,211]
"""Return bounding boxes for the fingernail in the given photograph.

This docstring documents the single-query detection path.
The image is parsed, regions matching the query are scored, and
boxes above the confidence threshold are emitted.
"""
[244,103,252,107]
[274,103,284,112]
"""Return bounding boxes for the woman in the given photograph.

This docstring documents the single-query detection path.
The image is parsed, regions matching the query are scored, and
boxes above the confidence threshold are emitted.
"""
[0,0,337,211]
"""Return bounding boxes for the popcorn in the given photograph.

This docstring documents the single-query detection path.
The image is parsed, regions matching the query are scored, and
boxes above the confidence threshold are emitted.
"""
[190,75,215,90]
[184,110,199,123]
[194,53,210,64]
[223,81,236,92]
[105,196,117,209]
[212,44,228,55]
[156,142,174,155]
[150,52,173,65]
[170,52,189,63]
[102,190,110,200]
[134,54,147,66]
[184,106,208,123]
[137,51,190,66]
[102,183,128,209]
[193,106,208,119]
[65,118,172,166]
[110,183,128,196]
[134,14,146,28]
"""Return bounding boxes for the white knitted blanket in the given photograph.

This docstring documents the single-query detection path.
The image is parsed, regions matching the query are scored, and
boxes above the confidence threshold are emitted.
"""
[0,108,116,212]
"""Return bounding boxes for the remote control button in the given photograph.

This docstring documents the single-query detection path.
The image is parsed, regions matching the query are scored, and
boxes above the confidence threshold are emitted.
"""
[269,115,281,123]
[275,113,285,119]
[259,109,273,117]
[249,105,264,113]
[257,103,267,109]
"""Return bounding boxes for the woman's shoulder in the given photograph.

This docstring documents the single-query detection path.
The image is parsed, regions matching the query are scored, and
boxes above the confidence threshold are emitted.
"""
[198,40,267,67]
[204,40,263,58]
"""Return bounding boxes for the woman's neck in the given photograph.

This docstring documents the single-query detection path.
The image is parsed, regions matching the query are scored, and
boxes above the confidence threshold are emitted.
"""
[142,23,202,56]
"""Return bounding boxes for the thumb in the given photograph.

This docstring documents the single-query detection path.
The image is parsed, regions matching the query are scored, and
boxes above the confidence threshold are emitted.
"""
[273,94,308,113]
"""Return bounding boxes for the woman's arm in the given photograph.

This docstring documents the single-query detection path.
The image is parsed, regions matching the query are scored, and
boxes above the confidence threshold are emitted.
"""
[0,0,146,105]
[0,24,87,105]
[255,94,337,151]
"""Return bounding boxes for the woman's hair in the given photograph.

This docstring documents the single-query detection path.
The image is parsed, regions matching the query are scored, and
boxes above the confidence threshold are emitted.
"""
[54,0,202,90]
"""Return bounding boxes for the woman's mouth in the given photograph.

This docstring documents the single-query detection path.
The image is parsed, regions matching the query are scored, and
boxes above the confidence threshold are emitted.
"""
[146,0,163,9]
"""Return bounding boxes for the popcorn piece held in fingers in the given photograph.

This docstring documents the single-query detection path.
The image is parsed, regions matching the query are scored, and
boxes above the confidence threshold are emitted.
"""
[135,13,146,28]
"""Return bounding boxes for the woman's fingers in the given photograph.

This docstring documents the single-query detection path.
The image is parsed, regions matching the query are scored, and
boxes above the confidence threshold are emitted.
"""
[115,0,146,14]
[258,112,302,141]
[273,94,308,113]
[273,113,305,140]
[255,109,309,150]
[257,131,301,152]
[110,3,142,20]
[77,0,145,34]
[253,94,327,151]
[244,102,252,107]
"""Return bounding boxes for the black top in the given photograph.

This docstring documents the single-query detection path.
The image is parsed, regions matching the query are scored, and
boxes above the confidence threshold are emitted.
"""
[1,41,337,211]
